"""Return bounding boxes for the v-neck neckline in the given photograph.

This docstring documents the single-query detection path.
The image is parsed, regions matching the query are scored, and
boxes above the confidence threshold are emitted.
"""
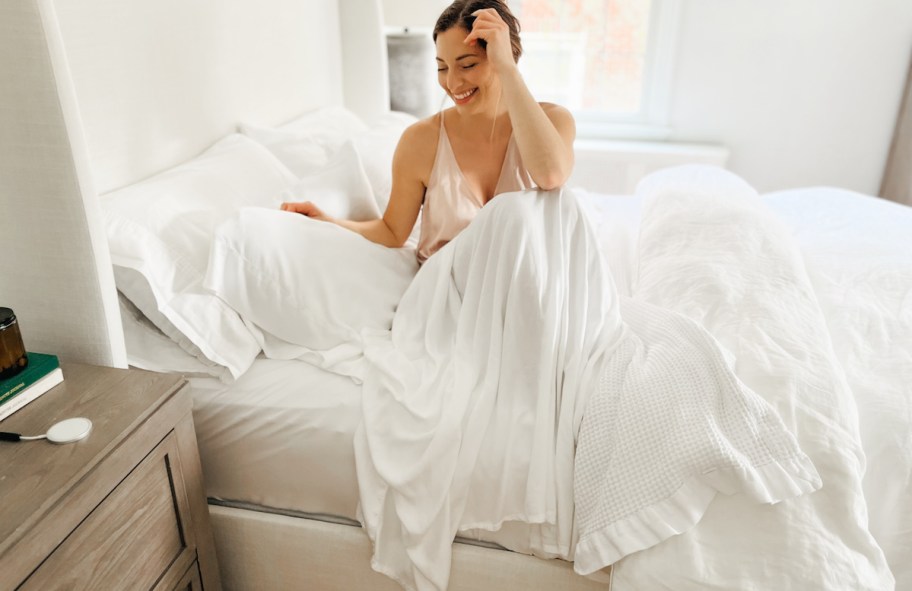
[441,114,514,206]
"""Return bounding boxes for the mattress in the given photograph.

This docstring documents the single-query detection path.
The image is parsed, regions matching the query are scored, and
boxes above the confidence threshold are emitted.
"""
[187,356,577,554]
[189,358,363,521]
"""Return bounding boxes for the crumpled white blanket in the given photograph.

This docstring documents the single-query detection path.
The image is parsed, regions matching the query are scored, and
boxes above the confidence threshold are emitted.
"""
[606,171,895,591]
[764,188,911,590]
[354,186,821,591]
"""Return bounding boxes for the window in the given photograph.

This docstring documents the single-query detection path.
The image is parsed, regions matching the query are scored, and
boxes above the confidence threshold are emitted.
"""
[511,0,681,139]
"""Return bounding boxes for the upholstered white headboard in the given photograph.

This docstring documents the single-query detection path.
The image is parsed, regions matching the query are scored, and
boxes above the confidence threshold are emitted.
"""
[0,0,388,366]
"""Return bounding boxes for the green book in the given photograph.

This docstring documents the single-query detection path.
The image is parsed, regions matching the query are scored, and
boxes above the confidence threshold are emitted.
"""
[0,353,64,423]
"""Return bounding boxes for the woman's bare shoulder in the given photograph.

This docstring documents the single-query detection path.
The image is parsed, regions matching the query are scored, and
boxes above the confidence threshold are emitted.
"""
[395,113,441,171]
[399,112,441,150]
[538,102,576,136]
[539,102,573,119]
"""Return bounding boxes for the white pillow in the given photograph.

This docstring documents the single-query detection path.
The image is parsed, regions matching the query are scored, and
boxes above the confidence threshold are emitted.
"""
[118,292,233,380]
[349,111,417,212]
[114,266,230,380]
[278,142,381,221]
[102,134,296,379]
[240,106,369,177]
[635,164,757,201]
[204,207,418,379]
[242,107,417,214]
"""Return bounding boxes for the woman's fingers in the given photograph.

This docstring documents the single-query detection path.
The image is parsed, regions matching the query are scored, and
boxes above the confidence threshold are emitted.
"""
[464,9,513,69]
[280,201,305,213]
[465,9,504,42]
[471,7,501,25]
[280,201,323,218]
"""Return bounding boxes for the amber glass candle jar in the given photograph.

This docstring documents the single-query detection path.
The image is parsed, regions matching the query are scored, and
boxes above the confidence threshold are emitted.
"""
[0,307,28,380]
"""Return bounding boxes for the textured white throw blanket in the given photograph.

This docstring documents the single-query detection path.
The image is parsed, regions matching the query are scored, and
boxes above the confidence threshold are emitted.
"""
[574,298,821,574]
[355,187,821,591]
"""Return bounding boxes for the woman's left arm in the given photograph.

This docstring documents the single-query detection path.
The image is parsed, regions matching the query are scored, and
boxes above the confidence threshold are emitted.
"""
[466,9,575,190]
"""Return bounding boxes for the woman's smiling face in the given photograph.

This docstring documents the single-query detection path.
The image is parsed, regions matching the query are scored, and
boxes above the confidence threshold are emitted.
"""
[435,26,498,113]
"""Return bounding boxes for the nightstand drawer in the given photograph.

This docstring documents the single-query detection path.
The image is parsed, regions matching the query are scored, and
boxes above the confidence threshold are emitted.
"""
[176,561,204,591]
[21,429,197,591]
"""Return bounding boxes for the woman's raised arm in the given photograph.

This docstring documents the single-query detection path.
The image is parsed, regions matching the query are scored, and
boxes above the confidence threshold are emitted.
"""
[465,8,575,190]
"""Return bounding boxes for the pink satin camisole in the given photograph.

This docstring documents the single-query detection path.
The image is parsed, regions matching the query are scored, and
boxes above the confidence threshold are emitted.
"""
[416,112,535,263]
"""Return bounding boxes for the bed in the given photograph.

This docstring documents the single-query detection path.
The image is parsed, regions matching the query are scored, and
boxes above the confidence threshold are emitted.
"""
[2,0,910,590]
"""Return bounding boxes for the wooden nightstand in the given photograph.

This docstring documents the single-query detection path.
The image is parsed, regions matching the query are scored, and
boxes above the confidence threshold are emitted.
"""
[0,363,221,590]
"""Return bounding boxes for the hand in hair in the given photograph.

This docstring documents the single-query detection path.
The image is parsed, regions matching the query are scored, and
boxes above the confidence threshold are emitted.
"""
[464,8,516,74]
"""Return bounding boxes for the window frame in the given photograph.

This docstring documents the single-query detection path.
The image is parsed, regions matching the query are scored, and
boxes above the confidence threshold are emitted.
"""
[390,0,683,140]
[519,0,683,141]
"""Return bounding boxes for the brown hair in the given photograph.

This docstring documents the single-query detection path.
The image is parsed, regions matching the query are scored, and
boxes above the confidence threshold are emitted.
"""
[433,0,522,63]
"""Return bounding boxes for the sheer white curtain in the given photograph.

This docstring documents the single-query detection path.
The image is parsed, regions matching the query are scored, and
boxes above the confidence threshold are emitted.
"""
[881,54,912,206]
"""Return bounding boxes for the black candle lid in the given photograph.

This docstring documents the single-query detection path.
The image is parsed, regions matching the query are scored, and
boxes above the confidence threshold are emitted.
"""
[0,307,16,330]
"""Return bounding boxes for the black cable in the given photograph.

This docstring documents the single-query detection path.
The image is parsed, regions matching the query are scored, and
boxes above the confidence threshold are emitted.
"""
[0,431,45,442]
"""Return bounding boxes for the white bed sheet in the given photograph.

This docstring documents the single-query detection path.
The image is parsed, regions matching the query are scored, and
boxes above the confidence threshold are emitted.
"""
[188,358,363,520]
[123,189,910,586]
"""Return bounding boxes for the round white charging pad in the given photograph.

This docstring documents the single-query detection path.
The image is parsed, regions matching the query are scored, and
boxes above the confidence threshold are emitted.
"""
[46,417,93,444]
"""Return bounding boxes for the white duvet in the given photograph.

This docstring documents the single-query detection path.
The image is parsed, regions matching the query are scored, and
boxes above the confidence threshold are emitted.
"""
[605,171,896,590]
[765,188,912,591]
[352,167,895,591]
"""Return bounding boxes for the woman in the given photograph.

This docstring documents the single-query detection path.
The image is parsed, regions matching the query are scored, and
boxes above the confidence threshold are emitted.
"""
[281,0,574,263]
[280,3,819,591]
[278,5,612,587]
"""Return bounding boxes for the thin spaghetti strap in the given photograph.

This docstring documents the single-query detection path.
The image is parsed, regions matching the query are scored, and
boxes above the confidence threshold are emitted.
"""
[489,88,502,143]
[436,110,448,152]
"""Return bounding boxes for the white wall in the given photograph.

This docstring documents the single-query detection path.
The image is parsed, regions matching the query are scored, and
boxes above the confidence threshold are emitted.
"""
[669,0,912,194]
[382,0,912,194]
[383,0,443,30]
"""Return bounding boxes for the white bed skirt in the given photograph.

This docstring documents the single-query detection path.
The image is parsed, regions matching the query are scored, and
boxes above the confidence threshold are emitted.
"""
[209,504,611,590]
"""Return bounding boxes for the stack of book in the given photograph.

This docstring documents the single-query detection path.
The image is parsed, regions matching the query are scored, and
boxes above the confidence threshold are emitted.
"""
[0,353,64,422]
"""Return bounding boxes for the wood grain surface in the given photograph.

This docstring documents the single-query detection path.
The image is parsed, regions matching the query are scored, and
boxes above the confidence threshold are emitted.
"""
[0,364,221,590]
